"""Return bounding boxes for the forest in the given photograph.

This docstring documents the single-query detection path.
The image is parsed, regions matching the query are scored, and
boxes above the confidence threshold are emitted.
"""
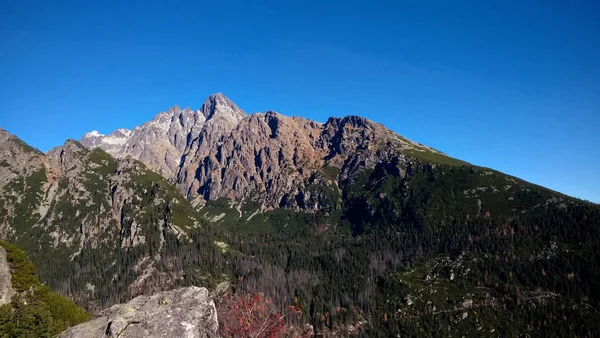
[0,241,90,337]
[15,159,599,336]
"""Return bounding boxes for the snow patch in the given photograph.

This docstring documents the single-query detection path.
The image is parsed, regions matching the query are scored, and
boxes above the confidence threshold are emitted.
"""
[84,130,104,138]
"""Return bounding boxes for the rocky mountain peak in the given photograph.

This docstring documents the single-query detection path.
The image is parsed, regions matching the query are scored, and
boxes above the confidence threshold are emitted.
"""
[0,129,49,191]
[200,92,246,122]
[70,93,443,211]
[80,128,131,156]
[75,93,247,179]
[112,128,132,138]
[0,128,10,138]
[50,139,89,176]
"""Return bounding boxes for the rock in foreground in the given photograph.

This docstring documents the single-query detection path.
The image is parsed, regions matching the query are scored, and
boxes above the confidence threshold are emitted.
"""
[60,286,219,338]
[0,247,15,305]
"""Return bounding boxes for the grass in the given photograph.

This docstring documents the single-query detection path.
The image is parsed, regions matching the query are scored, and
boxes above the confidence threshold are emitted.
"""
[13,137,44,155]
[404,149,469,166]
[321,165,341,181]
[86,148,117,176]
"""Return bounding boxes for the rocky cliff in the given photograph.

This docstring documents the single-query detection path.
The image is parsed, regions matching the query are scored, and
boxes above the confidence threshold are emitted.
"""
[77,94,444,212]
[60,286,218,338]
[176,112,443,211]
[79,93,245,179]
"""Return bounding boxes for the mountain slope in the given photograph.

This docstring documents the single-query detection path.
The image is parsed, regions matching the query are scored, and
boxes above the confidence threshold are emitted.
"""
[176,113,447,212]
[0,129,218,310]
[1,96,599,336]
[0,241,91,336]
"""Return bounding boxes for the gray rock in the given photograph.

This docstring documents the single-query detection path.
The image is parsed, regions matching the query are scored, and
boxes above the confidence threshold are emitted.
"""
[80,129,132,156]
[0,246,15,305]
[78,93,244,179]
[176,112,440,211]
[59,286,219,338]
[74,93,443,212]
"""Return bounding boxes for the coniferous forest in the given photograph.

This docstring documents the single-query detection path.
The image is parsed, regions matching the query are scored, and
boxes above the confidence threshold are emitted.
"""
[8,158,598,337]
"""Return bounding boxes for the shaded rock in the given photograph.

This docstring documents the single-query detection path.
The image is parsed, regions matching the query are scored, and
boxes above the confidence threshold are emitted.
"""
[0,246,15,305]
[59,286,218,338]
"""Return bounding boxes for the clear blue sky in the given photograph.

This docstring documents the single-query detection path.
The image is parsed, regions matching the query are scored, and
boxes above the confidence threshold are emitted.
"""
[0,0,598,203]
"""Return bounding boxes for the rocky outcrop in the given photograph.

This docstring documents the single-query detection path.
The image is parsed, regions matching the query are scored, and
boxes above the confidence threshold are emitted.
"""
[59,286,218,338]
[0,127,50,191]
[176,112,441,211]
[80,129,132,156]
[0,246,15,305]
[73,93,442,211]
[78,93,245,179]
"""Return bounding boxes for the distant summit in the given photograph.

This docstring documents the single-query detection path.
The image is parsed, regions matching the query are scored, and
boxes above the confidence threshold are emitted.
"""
[77,93,245,178]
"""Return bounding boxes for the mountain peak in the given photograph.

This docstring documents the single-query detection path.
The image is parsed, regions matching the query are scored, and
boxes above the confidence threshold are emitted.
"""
[63,139,87,151]
[207,92,226,100]
[200,93,246,121]
[83,130,104,138]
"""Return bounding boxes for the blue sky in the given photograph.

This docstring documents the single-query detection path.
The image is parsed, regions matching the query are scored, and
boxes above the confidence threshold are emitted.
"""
[0,0,598,202]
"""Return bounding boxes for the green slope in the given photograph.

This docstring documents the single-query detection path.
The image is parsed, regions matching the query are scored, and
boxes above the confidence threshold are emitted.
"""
[0,241,91,337]
[1,133,599,336]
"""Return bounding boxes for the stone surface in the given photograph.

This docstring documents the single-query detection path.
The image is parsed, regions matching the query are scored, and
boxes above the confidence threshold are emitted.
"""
[59,286,219,338]
[73,93,442,211]
[78,93,245,179]
[80,129,132,156]
[176,112,441,211]
[0,246,15,305]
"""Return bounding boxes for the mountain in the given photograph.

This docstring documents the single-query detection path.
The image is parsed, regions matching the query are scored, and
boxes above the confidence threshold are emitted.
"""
[79,93,446,212]
[79,93,245,179]
[0,127,214,310]
[176,112,446,212]
[1,94,600,336]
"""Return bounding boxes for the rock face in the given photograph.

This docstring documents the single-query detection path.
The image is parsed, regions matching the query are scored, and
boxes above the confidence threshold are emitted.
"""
[0,128,51,191]
[0,246,15,305]
[176,112,441,211]
[79,93,245,179]
[75,93,442,211]
[59,286,218,338]
[80,129,132,155]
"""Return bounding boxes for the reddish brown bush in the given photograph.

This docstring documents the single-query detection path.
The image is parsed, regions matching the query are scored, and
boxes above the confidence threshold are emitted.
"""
[217,291,303,338]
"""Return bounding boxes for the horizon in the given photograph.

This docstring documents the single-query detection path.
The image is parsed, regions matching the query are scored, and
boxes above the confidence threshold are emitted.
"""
[1,1,598,203]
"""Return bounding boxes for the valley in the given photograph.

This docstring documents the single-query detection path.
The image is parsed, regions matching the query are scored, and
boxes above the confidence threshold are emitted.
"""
[0,94,598,337]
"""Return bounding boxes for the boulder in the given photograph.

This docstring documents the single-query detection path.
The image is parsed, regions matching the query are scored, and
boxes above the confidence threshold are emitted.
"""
[60,286,219,338]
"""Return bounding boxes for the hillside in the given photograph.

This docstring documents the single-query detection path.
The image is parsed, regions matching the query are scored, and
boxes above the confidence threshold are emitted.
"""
[0,95,599,336]
[0,130,219,310]
[0,241,91,337]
